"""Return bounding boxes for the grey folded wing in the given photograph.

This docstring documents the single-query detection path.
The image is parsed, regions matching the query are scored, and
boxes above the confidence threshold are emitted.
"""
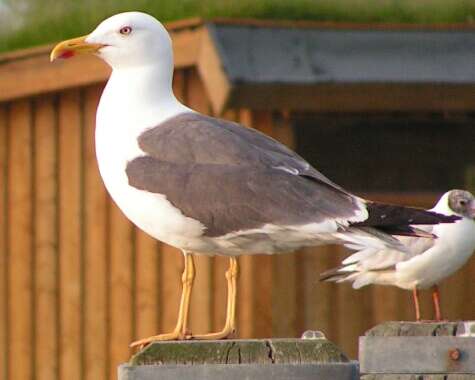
[125,113,364,238]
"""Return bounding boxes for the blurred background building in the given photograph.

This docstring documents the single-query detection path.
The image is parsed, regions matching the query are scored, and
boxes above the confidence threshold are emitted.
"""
[1,1,475,380]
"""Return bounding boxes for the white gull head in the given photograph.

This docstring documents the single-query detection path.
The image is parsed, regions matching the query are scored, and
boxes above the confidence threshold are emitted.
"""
[82,12,191,133]
[86,12,173,71]
[50,12,186,120]
[84,12,191,127]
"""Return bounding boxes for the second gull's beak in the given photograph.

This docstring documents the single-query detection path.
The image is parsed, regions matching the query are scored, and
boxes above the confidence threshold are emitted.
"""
[50,35,105,62]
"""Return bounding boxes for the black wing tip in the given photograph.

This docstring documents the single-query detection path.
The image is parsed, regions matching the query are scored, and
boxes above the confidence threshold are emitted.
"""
[353,202,461,232]
[429,212,461,224]
[377,225,436,239]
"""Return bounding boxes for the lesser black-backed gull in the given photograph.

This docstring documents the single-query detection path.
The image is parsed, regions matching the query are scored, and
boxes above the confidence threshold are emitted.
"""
[50,12,459,346]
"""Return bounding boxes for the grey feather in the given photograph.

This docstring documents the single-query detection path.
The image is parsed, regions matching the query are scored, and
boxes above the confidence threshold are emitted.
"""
[126,113,363,237]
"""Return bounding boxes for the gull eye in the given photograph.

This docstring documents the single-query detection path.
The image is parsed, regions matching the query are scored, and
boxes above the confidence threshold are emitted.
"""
[459,199,467,206]
[119,26,132,35]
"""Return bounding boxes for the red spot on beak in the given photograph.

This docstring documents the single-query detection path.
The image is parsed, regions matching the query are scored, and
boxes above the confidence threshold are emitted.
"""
[59,50,75,59]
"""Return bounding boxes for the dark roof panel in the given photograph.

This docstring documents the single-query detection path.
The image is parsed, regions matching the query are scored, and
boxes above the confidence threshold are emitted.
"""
[208,24,475,84]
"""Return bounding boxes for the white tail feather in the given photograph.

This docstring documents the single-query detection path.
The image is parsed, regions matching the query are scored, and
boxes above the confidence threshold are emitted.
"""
[334,226,408,253]
[342,247,378,265]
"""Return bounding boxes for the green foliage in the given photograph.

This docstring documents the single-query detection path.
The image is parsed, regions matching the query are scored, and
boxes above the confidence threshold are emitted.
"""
[1,0,475,53]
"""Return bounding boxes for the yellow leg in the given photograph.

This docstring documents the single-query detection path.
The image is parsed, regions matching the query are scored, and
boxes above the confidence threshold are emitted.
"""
[192,257,238,340]
[130,252,195,347]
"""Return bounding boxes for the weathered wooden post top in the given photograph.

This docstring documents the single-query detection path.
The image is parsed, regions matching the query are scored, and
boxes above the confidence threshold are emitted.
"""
[119,333,359,380]
[360,321,475,379]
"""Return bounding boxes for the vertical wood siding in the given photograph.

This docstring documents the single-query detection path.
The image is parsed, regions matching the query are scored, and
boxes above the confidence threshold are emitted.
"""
[0,105,8,380]
[34,95,59,380]
[1,69,475,380]
[8,99,33,380]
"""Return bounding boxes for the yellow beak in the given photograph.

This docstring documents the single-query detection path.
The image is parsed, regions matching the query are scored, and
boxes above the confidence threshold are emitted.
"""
[50,35,105,62]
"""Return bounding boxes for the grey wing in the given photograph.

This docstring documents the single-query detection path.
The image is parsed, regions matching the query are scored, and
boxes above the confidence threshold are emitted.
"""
[126,157,362,237]
[214,116,347,191]
[138,113,348,193]
[128,113,365,237]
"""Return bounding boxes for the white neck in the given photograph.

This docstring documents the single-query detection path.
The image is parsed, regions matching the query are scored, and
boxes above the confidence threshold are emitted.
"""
[94,64,193,187]
[98,65,191,131]
[115,64,174,101]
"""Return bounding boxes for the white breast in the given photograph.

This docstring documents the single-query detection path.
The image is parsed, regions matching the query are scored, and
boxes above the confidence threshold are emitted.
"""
[395,218,475,289]
[94,70,207,251]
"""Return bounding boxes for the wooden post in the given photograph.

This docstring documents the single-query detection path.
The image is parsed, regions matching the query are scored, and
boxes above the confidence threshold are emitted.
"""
[360,321,475,379]
[119,336,358,380]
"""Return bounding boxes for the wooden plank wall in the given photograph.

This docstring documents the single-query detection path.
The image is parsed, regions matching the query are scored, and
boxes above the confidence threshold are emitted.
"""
[1,69,475,380]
